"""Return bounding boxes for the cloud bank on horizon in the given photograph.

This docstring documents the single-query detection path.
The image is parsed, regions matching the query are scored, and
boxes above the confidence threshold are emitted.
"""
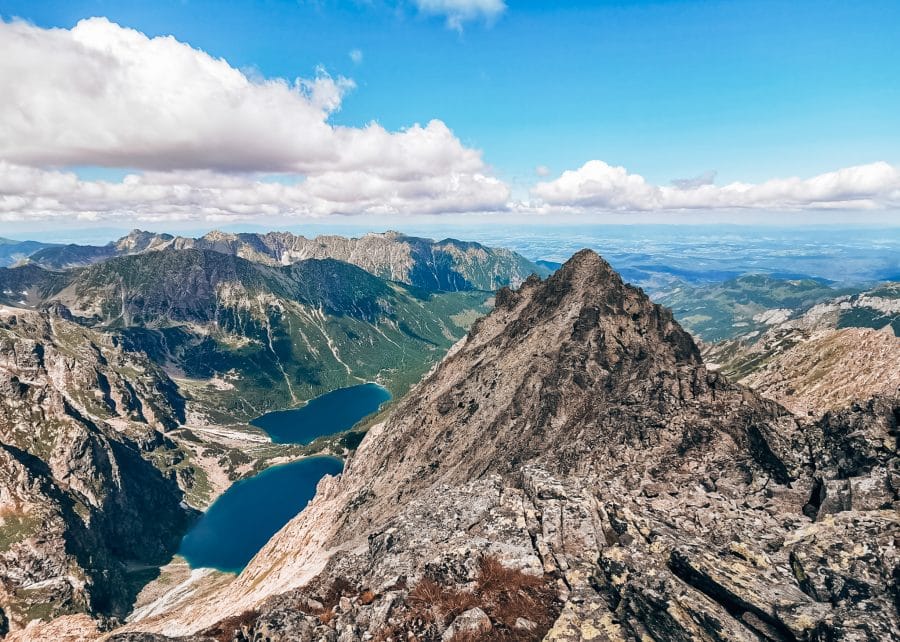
[0,16,897,225]
[532,161,900,212]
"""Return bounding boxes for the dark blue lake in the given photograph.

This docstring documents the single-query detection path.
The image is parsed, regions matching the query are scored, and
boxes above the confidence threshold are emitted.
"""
[179,383,391,572]
[250,382,391,444]
[179,456,343,573]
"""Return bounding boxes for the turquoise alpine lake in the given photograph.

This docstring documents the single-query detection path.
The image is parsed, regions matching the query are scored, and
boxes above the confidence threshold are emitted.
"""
[179,456,343,573]
[179,383,391,572]
[250,382,392,444]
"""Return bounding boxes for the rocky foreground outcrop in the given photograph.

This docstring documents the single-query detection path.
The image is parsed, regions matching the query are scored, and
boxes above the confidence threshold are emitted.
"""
[0,305,194,633]
[121,250,897,641]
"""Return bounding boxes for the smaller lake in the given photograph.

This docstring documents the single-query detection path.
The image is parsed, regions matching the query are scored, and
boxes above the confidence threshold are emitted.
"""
[179,456,343,573]
[250,382,391,444]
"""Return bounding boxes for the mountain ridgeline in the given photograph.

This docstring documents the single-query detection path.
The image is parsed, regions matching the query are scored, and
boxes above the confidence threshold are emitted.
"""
[1,248,493,418]
[703,281,900,417]
[26,229,547,292]
[120,250,899,641]
[0,237,896,640]
[0,238,56,268]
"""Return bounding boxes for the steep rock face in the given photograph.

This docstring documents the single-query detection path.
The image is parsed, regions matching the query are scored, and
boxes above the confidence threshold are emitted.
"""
[114,230,176,254]
[118,250,900,641]
[0,305,185,431]
[210,230,543,292]
[0,306,193,632]
[30,229,546,293]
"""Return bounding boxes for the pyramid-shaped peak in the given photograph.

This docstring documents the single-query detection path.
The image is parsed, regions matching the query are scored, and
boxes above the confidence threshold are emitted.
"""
[548,248,622,286]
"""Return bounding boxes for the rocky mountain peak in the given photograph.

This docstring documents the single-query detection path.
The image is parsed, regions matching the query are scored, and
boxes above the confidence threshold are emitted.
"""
[490,248,702,369]
[128,250,821,638]
[114,229,173,252]
[359,248,792,490]
[201,229,238,242]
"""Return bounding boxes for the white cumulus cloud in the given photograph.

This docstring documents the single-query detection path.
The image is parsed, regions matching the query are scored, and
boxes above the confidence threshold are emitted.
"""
[531,160,900,212]
[0,162,509,223]
[0,17,509,220]
[413,0,506,30]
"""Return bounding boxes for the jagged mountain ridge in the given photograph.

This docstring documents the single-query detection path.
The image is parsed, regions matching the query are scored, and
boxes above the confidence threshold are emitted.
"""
[0,306,193,632]
[120,250,897,641]
[23,231,174,272]
[28,229,546,292]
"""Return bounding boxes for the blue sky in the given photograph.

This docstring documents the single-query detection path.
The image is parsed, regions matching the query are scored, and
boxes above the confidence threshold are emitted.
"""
[0,0,898,229]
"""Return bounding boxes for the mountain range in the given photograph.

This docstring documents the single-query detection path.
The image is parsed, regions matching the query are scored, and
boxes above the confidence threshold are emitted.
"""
[0,232,531,635]
[1,248,493,420]
[0,236,896,640]
[113,250,899,642]
[657,274,867,342]
[704,283,900,417]
[22,229,547,293]
[0,239,56,269]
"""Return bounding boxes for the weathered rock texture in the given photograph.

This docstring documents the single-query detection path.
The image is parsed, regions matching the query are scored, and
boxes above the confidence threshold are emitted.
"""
[122,250,899,641]
[0,305,193,632]
[706,308,900,417]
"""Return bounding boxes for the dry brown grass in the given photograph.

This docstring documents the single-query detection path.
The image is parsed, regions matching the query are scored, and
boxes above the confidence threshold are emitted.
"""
[200,608,259,642]
[374,555,561,642]
[408,577,444,606]
[477,555,544,593]
[474,556,556,633]
[359,589,377,605]
[312,575,354,611]
[409,576,479,623]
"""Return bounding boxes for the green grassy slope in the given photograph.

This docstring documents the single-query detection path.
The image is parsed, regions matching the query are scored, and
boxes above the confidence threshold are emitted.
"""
[51,249,491,419]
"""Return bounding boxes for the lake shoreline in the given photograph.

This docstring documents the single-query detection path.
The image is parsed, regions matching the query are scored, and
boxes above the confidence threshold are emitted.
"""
[175,382,391,575]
